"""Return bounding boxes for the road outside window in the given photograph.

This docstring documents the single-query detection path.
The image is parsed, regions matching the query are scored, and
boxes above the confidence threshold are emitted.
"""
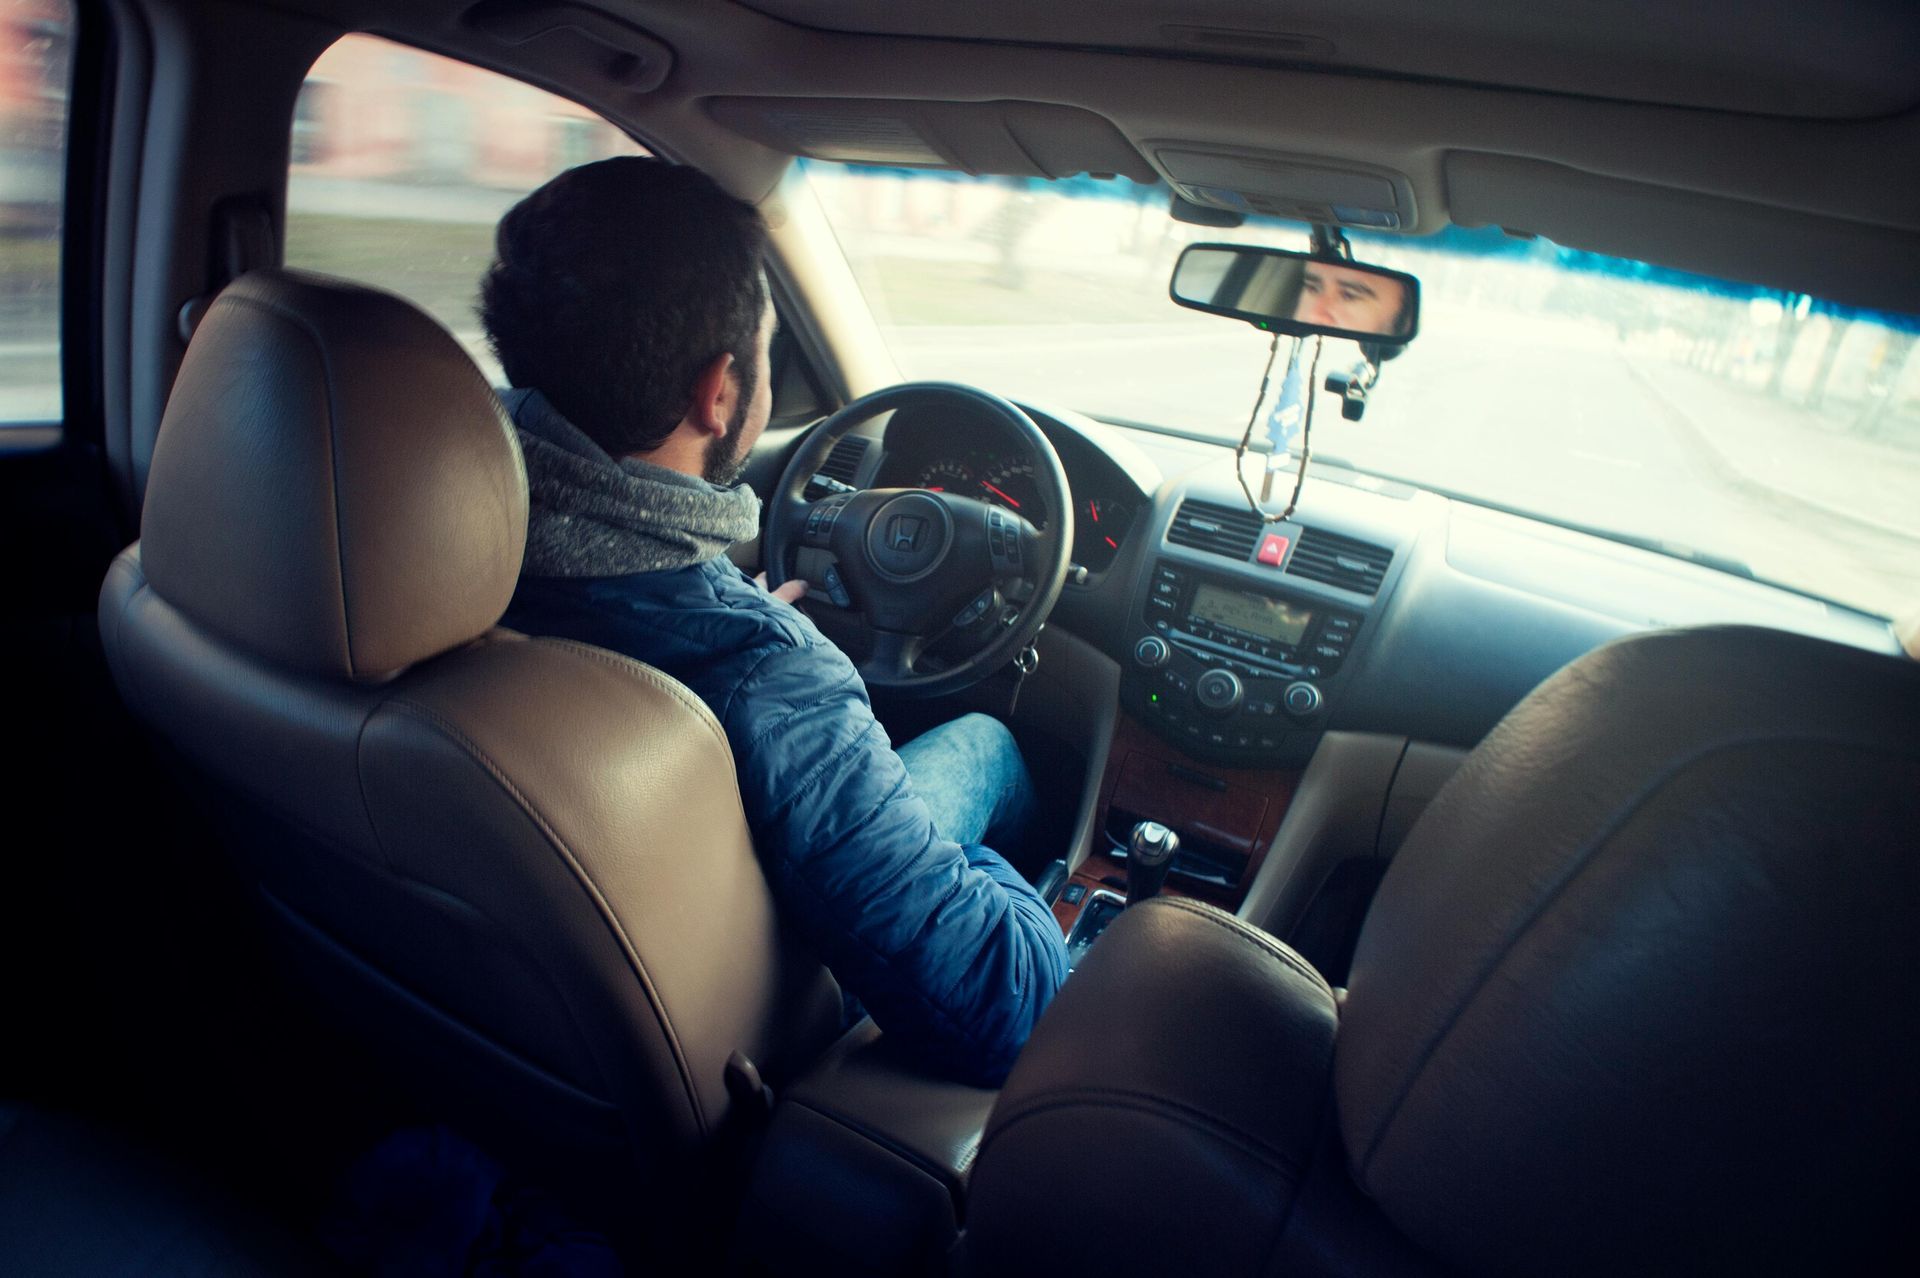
[285,34,644,382]
[0,0,72,431]
[803,162,1920,621]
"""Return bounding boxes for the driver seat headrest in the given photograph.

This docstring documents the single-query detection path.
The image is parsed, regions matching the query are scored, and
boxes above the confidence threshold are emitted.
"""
[139,269,528,680]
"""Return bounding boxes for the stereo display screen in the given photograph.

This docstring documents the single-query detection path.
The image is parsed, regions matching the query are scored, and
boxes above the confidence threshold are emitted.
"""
[1189,583,1313,647]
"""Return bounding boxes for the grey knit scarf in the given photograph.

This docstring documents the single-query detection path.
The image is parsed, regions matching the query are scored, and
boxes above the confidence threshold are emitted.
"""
[504,387,762,577]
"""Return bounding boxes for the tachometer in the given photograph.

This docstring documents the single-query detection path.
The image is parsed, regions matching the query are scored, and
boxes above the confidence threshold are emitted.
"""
[979,457,1046,527]
[916,459,975,492]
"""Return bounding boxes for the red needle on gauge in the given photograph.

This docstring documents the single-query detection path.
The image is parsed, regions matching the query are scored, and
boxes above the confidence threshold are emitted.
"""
[980,481,1021,508]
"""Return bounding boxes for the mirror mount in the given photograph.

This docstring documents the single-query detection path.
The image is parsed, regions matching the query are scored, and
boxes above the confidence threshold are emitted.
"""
[1308,222,1353,262]
[1323,358,1378,421]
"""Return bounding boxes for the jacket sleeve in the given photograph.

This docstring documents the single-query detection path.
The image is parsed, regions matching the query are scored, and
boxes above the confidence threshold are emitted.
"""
[722,640,1069,1086]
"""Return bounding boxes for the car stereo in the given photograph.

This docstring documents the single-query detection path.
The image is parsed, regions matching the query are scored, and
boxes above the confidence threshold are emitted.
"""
[1125,559,1363,766]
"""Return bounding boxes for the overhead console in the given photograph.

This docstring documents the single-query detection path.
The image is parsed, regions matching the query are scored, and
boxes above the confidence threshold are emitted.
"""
[1123,488,1408,769]
[1152,145,1419,231]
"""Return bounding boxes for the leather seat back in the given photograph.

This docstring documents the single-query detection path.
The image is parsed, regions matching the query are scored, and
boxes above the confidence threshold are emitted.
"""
[99,271,841,1175]
[966,625,1920,1275]
[1335,624,1920,1273]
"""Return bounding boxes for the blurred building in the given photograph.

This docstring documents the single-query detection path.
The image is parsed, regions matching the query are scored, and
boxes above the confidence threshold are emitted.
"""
[0,0,69,230]
[291,34,635,199]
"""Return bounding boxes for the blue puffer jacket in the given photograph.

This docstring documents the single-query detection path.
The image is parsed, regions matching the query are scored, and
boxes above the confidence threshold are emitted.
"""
[503,557,1069,1086]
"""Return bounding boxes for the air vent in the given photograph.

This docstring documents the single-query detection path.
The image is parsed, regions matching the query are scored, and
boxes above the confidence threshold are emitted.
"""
[804,435,869,499]
[1166,498,1263,561]
[1286,527,1393,595]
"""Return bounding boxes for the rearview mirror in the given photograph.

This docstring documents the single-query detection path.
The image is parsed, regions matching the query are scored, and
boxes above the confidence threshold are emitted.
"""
[1170,244,1419,344]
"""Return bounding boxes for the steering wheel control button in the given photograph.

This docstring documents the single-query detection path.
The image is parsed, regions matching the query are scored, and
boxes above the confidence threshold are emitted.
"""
[822,564,853,608]
[866,493,953,582]
[1195,668,1243,714]
[953,588,997,628]
[1283,681,1323,718]
[1133,636,1170,669]
[1257,533,1291,566]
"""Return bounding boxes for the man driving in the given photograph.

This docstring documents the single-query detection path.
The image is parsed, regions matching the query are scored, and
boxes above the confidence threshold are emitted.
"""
[481,157,1069,1086]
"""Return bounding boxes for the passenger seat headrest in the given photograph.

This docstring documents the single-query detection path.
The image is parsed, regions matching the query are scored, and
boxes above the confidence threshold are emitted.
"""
[141,270,528,680]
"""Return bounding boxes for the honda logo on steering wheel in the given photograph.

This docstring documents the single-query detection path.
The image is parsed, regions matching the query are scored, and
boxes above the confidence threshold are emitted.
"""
[887,514,926,551]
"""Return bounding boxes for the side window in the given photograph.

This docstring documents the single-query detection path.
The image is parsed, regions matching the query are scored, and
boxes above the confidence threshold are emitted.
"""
[285,34,644,382]
[0,0,74,431]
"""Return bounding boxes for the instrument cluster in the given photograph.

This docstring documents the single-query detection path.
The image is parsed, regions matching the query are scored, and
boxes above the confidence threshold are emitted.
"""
[880,422,1137,574]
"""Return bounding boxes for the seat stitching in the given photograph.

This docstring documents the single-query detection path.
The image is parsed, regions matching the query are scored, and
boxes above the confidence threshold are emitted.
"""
[378,696,710,1134]
[531,637,738,776]
[217,291,357,673]
[1153,897,1334,997]
[983,1086,1306,1179]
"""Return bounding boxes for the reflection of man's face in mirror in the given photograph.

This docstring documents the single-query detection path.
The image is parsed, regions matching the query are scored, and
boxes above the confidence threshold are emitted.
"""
[1296,262,1407,336]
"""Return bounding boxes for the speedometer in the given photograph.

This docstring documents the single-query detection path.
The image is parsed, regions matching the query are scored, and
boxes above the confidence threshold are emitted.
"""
[979,457,1046,527]
[916,459,975,492]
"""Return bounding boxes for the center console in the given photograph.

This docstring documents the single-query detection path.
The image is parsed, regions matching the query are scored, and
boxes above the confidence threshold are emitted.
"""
[1126,558,1364,768]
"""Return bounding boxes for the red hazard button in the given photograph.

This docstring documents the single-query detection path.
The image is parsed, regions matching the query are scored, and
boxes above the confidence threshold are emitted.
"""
[1257,533,1290,566]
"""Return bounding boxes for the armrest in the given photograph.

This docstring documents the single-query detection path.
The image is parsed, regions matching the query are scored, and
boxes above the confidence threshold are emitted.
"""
[732,1019,998,1275]
[963,897,1342,1276]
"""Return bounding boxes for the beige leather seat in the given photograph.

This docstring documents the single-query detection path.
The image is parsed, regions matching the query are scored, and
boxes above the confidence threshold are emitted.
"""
[97,271,842,1205]
[964,625,1920,1275]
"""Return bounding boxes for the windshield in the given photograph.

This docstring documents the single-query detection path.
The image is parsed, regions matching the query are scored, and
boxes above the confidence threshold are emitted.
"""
[800,161,1920,622]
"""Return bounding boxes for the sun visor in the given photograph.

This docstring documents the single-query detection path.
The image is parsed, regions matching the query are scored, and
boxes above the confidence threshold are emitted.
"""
[704,98,1155,181]
[465,0,673,92]
[1154,147,1418,231]
[1446,152,1920,315]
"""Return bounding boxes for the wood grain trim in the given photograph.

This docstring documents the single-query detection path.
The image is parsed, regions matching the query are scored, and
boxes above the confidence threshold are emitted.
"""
[1087,712,1300,913]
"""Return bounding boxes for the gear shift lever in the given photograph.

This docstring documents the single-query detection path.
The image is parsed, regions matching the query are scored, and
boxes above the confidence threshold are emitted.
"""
[1126,821,1180,907]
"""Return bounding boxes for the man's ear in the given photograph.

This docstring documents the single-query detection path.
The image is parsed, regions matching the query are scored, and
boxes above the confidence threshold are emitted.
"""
[687,352,738,440]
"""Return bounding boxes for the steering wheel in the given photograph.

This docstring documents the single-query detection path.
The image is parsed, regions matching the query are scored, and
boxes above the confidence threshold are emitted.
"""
[765,382,1074,699]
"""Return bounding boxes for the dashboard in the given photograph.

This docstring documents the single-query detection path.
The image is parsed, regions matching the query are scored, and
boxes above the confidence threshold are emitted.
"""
[804,395,1904,768]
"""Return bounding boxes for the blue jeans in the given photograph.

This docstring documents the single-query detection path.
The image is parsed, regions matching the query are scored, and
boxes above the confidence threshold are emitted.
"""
[896,712,1036,852]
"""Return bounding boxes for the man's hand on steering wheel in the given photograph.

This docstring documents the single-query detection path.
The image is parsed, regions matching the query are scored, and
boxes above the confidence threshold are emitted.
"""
[763,383,1074,699]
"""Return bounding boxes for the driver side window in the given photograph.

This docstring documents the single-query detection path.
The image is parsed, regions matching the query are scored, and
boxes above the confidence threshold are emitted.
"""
[284,34,645,382]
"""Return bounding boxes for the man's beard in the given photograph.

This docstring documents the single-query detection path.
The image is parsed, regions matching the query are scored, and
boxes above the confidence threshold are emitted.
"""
[701,363,757,485]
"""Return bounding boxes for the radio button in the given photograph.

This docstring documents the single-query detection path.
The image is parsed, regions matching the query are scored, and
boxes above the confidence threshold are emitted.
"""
[1132,636,1171,669]
[1283,682,1324,719]
[1195,669,1244,715]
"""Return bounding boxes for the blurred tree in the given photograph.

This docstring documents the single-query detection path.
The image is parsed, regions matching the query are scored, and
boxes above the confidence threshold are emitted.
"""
[1765,292,1810,397]
[1853,331,1916,439]
[1804,313,1852,412]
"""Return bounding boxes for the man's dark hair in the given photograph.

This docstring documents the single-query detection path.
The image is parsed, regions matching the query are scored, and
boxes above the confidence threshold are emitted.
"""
[481,157,769,457]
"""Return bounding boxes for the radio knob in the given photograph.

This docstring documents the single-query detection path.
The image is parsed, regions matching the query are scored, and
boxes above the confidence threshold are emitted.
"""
[1283,681,1323,719]
[1132,635,1171,669]
[1194,668,1243,715]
